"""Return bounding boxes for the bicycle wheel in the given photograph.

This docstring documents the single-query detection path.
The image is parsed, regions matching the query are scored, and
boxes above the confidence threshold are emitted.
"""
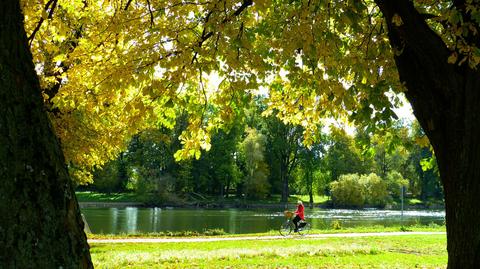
[279,220,293,236]
[297,222,311,236]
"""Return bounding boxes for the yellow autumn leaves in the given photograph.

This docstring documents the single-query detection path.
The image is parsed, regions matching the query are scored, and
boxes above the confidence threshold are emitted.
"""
[21,0,477,184]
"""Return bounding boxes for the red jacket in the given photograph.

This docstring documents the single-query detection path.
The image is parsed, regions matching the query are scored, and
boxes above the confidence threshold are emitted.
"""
[295,204,305,220]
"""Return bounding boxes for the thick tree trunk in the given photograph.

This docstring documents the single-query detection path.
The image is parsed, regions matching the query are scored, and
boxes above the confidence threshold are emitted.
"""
[375,1,480,267]
[0,1,92,268]
[434,73,480,268]
[442,154,480,268]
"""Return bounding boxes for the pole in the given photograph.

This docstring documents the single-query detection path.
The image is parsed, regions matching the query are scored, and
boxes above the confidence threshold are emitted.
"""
[400,186,404,223]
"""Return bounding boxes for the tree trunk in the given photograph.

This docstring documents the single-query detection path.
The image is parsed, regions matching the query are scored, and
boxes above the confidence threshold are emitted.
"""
[0,1,92,268]
[308,189,314,209]
[280,163,288,203]
[307,169,314,209]
[219,183,224,200]
[433,74,480,268]
[225,177,232,198]
[375,1,480,267]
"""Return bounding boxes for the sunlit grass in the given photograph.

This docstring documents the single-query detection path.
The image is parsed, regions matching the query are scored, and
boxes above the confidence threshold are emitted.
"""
[76,191,141,202]
[408,198,423,205]
[87,223,445,239]
[76,191,330,205]
[90,234,447,268]
[293,194,329,204]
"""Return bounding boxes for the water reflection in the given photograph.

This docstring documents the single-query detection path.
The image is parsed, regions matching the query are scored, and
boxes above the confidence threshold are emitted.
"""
[125,207,138,233]
[81,207,445,235]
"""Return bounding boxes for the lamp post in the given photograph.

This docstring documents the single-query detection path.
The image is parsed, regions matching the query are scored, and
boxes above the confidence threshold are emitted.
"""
[400,185,406,223]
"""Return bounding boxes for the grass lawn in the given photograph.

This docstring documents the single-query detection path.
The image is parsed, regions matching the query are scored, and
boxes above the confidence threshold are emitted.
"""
[293,195,329,204]
[77,191,434,209]
[76,191,330,205]
[76,191,142,202]
[87,224,445,239]
[90,234,447,268]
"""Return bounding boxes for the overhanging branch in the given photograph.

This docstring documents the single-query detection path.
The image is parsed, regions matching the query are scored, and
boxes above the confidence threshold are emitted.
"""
[191,0,253,63]
[28,0,58,45]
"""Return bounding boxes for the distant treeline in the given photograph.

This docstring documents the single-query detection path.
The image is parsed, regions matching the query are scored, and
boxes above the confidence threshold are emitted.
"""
[83,99,443,207]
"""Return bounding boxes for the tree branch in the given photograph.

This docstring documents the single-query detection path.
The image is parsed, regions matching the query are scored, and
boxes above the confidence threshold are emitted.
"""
[146,0,155,27]
[373,0,462,157]
[232,0,253,17]
[28,0,58,45]
[124,0,133,10]
[191,0,253,63]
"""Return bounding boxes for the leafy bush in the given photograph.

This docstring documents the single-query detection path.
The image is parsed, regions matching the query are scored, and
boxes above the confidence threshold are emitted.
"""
[360,173,389,207]
[330,174,366,207]
[330,173,390,207]
[203,229,227,236]
[386,171,409,198]
[92,161,122,193]
[331,220,342,230]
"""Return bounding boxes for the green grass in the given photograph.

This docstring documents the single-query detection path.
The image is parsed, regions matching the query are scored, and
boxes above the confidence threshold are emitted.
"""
[76,191,329,205]
[87,223,445,239]
[407,198,423,205]
[76,191,435,209]
[293,195,329,204]
[90,234,447,268]
[76,191,142,202]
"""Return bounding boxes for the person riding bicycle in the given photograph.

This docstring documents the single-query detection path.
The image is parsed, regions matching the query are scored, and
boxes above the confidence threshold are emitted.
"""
[293,200,305,232]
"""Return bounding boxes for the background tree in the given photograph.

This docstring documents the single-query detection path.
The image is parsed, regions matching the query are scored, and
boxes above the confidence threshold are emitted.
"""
[324,128,370,182]
[409,122,443,201]
[294,130,325,208]
[370,131,409,179]
[264,115,304,203]
[237,128,270,199]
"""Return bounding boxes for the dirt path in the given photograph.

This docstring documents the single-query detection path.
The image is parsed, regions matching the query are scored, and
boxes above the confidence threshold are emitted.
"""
[88,231,445,244]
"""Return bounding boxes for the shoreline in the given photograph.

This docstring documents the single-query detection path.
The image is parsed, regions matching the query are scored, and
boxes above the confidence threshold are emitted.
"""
[88,231,446,244]
[79,201,444,210]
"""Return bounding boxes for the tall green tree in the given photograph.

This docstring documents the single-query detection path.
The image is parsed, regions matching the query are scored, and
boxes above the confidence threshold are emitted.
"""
[372,2,480,266]
[191,127,243,197]
[237,128,270,199]
[297,141,325,208]
[264,116,304,203]
[325,128,370,182]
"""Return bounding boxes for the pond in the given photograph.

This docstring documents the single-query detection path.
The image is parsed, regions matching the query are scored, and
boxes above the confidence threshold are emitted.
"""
[81,207,445,234]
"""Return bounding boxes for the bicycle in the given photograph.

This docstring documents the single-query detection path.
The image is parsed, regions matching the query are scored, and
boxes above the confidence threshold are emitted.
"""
[279,210,311,236]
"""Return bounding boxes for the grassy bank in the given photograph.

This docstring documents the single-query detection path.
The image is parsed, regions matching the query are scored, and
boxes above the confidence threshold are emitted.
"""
[87,223,445,239]
[76,191,329,206]
[76,191,442,209]
[90,234,447,268]
[76,191,142,203]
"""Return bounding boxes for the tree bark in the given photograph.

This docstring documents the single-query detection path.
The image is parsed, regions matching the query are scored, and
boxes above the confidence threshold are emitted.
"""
[375,0,480,267]
[0,0,92,268]
[308,169,314,209]
[308,189,314,209]
[280,162,289,203]
[219,183,224,200]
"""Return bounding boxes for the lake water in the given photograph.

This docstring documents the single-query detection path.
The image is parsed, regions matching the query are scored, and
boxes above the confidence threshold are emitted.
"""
[81,207,445,234]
